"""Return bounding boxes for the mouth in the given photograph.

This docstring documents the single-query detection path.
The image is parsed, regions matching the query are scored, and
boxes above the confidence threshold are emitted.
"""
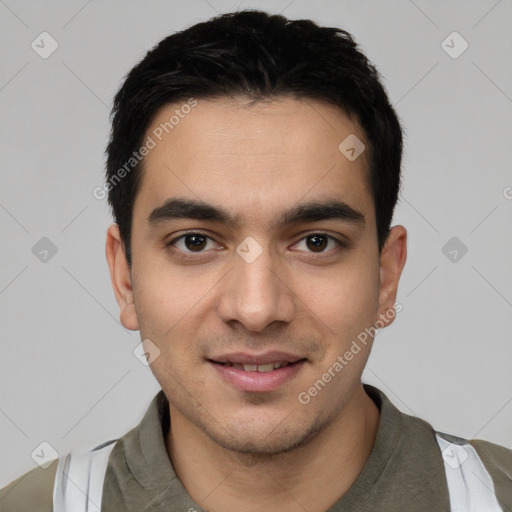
[208,358,307,392]
[209,360,305,372]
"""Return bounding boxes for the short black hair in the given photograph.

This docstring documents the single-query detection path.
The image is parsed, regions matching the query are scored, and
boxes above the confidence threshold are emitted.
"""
[106,9,403,265]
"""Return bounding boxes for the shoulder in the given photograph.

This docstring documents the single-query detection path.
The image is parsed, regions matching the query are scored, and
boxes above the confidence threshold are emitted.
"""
[467,438,512,508]
[469,438,512,468]
[0,460,57,512]
[469,438,512,477]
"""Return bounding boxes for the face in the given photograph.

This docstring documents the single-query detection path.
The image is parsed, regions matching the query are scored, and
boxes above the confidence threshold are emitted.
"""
[106,96,406,455]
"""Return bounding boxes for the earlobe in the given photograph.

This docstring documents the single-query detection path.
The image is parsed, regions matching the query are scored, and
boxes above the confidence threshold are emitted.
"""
[377,225,407,327]
[105,224,139,331]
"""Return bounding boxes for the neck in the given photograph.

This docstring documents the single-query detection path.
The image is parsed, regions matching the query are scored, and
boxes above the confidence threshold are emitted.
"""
[166,384,380,512]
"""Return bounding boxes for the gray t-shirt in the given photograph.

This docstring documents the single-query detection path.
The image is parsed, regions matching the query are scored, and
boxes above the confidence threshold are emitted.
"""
[1,384,511,511]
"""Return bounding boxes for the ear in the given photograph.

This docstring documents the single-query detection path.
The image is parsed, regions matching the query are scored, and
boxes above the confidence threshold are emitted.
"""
[377,225,407,327]
[105,224,139,331]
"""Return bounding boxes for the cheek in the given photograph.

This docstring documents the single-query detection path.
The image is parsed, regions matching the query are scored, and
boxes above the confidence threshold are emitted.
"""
[309,255,380,340]
[131,255,184,336]
[309,266,379,389]
[131,252,218,344]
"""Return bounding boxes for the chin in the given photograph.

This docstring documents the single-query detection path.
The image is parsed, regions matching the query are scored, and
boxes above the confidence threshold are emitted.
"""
[206,412,327,456]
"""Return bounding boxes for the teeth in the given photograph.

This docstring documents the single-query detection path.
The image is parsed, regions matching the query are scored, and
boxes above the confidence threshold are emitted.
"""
[255,363,275,373]
[221,362,290,372]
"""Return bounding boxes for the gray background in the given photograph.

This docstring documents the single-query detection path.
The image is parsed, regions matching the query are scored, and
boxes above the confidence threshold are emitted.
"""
[1,0,511,487]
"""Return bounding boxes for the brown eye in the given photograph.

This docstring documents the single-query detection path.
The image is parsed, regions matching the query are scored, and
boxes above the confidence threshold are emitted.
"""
[167,233,217,253]
[293,233,341,254]
[306,234,328,252]
[184,234,207,251]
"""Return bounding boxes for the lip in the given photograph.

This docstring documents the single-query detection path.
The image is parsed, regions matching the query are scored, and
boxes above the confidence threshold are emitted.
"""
[209,351,305,365]
[209,359,307,392]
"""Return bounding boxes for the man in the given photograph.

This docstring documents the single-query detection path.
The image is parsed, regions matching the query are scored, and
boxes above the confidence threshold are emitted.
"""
[1,9,511,512]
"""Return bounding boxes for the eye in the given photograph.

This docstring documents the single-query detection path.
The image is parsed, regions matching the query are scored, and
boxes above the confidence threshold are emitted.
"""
[167,233,218,253]
[293,233,341,253]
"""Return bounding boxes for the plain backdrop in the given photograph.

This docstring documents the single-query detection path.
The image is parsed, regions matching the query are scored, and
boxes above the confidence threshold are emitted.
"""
[1,0,511,488]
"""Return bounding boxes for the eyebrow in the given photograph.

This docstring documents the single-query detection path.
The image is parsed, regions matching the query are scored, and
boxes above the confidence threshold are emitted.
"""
[147,198,365,230]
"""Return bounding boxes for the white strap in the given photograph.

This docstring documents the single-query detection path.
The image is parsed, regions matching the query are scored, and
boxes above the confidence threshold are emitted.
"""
[53,434,503,510]
[53,440,117,512]
[436,433,503,511]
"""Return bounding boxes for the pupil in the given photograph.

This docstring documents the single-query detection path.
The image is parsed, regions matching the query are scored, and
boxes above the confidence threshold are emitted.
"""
[307,235,327,252]
[185,235,206,251]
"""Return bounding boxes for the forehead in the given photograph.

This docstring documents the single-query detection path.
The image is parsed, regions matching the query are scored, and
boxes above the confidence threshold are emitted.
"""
[134,96,374,231]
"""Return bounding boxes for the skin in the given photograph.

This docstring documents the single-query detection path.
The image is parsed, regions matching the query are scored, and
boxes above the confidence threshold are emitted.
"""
[106,95,407,512]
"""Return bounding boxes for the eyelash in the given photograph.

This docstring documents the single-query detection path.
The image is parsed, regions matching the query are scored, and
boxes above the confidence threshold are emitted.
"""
[165,231,344,258]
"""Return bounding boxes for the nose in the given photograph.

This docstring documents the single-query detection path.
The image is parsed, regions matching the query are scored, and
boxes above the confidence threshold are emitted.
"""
[216,245,296,332]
